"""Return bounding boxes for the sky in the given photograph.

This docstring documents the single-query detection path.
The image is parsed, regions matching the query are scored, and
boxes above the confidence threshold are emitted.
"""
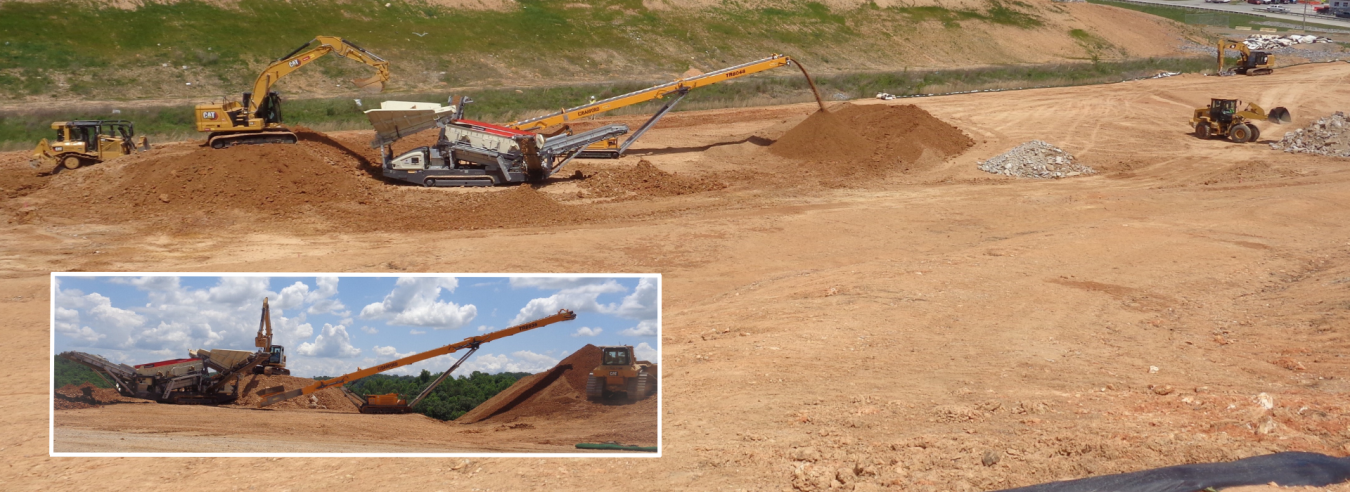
[52,275,659,378]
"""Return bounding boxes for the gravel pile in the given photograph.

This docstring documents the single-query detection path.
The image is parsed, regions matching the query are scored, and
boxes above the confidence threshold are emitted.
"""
[978,140,1095,179]
[1269,111,1350,157]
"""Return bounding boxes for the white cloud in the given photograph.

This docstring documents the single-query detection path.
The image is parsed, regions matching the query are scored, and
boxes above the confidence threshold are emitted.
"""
[372,345,413,358]
[635,342,657,363]
[58,324,106,344]
[207,277,271,304]
[110,276,180,291]
[611,277,658,320]
[459,350,558,374]
[510,280,626,324]
[620,320,658,337]
[509,277,607,290]
[360,277,476,329]
[296,324,361,358]
[273,281,310,310]
[360,326,378,334]
[572,327,602,337]
[410,329,426,335]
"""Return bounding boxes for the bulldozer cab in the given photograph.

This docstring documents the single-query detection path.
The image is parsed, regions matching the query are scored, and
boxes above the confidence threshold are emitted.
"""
[602,347,632,366]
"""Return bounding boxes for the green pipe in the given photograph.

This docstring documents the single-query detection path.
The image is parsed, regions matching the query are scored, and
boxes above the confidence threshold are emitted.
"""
[575,443,657,452]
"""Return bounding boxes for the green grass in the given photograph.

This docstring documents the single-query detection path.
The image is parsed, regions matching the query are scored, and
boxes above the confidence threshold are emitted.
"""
[0,0,1049,99]
[0,57,1217,150]
[55,357,113,389]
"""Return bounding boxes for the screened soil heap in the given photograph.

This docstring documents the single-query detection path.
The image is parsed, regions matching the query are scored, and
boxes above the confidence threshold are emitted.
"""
[769,103,974,178]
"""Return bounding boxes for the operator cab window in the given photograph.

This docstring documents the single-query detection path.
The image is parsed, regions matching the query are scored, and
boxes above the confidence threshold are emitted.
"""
[604,348,630,366]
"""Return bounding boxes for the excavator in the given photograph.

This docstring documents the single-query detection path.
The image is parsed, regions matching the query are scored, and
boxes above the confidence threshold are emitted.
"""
[364,54,826,186]
[256,309,578,410]
[1218,39,1275,76]
[252,298,289,376]
[195,36,390,149]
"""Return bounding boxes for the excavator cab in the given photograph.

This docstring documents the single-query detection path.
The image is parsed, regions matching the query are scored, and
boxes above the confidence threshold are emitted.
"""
[269,345,285,364]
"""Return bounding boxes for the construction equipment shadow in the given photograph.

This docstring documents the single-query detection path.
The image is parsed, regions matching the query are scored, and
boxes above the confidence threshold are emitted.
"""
[628,135,773,157]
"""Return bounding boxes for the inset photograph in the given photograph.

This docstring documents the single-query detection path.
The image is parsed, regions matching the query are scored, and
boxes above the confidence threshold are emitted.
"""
[51,274,659,456]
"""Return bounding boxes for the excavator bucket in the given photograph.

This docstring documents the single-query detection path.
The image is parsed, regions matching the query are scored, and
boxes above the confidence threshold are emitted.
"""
[1267,107,1291,124]
[352,74,385,92]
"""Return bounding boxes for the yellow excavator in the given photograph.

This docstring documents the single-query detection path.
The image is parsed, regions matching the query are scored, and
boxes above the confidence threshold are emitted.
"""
[195,36,390,149]
[505,54,826,158]
[1218,39,1275,76]
[256,309,577,411]
[251,298,290,376]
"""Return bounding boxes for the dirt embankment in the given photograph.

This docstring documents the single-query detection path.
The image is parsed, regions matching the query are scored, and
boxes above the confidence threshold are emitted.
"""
[54,383,147,410]
[579,159,726,199]
[769,104,975,184]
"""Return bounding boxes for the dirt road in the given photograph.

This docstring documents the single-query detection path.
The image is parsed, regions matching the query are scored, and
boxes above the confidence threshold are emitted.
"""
[7,63,1350,490]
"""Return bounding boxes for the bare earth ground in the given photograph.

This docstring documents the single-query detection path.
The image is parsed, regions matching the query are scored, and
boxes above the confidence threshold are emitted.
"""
[4,63,1350,490]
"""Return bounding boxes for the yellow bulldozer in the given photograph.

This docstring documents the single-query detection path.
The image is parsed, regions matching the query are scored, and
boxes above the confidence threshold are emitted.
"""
[1191,98,1291,143]
[31,120,149,174]
[585,345,656,402]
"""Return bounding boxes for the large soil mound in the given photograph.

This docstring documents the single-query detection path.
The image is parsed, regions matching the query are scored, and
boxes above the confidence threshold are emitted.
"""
[769,104,974,179]
[9,129,599,232]
[228,373,360,413]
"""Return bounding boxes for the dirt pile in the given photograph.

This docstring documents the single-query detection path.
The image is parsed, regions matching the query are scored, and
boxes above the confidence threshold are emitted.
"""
[1270,112,1350,157]
[457,344,603,423]
[768,104,974,179]
[979,140,1096,179]
[229,374,360,412]
[9,128,602,233]
[54,383,143,410]
[579,160,726,199]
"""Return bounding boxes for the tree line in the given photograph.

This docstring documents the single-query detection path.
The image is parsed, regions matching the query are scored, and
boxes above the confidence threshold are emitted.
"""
[317,370,529,421]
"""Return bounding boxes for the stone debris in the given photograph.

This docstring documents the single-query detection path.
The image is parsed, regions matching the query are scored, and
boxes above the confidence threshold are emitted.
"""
[1270,111,1350,157]
[978,140,1095,179]
[1242,34,1333,51]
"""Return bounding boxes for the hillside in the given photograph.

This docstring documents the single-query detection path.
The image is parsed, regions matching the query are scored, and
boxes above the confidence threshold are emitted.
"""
[0,0,1194,102]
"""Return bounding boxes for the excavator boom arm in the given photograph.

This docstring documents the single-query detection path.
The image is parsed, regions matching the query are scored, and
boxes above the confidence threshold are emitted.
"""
[246,36,390,114]
[507,54,824,132]
[258,309,577,407]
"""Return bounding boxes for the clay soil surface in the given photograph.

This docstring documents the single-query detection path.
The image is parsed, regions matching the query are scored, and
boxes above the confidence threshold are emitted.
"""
[7,64,1350,489]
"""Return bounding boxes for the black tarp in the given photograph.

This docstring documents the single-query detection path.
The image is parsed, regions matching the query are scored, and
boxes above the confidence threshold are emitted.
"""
[997,452,1350,492]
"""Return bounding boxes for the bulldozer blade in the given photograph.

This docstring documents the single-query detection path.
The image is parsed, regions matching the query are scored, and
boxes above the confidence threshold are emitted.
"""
[256,385,285,397]
[1268,107,1292,124]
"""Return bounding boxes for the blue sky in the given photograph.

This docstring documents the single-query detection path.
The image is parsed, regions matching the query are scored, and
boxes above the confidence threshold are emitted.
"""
[53,275,659,378]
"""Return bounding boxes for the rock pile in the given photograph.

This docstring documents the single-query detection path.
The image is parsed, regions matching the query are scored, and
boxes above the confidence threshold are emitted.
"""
[1270,111,1350,157]
[1242,34,1333,51]
[978,141,1095,179]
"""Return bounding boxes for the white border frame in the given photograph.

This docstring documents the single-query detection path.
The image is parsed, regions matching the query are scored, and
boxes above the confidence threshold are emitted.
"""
[50,272,662,459]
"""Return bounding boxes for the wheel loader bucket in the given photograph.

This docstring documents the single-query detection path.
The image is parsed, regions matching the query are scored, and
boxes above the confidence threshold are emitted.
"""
[1267,107,1291,124]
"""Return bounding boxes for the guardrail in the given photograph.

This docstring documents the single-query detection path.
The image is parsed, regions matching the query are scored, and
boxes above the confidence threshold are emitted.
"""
[1099,0,1350,26]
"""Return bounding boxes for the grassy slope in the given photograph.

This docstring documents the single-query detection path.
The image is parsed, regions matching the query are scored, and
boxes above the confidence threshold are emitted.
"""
[1,0,1056,101]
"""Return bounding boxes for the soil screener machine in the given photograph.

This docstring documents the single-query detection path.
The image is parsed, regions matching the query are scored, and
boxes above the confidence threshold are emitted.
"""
[364,54,825,186]
[256,309,577,411]
[58,348,269,405]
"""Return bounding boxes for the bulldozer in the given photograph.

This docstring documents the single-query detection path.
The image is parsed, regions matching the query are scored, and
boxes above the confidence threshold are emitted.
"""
[1218,39,1275,76]
[252,298,290,376]
[31,120,149,174]
[1191,98,1291,143]
[196,36,389,149]
[585,346,656,402]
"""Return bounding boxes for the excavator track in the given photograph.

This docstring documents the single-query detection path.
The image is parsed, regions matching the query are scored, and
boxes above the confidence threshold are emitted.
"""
[206,131,298,149]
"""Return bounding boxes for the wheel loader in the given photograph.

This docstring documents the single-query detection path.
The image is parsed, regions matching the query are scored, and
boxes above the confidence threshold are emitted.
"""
[585,346,656,402]
[1191,98,1291,143]
[31,120,149,174]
